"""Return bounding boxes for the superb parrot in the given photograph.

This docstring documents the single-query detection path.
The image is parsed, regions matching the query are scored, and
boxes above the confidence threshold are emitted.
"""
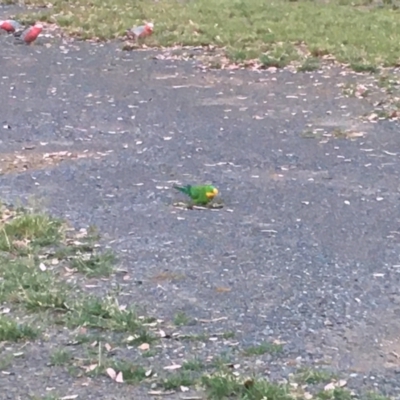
[0,19,23,33]
[15,23,43,44]
[173,184,219,206]
[126,22,154,41]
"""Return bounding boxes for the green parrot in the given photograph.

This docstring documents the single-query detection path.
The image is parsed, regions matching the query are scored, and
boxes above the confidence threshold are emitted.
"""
[173,184,219,206]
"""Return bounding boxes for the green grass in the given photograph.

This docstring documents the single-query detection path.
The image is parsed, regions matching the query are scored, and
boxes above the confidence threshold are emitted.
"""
[50,348,73,366]
[243,341,284,356]
[296,367,337,384]
[70,250,115,277]
[105,361,148,384]
[0,314,39,341]
[202,372,294,400]
[0,211,62,253]
[173,311,191,326]
[182,358,205,371]
[10,0,400,69]
[317,388,353,400]
[162,371,197,390]
[0,203,152,342]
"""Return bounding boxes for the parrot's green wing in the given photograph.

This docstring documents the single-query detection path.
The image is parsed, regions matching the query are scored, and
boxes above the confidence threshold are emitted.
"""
[189,185,218,205]
[173,184,219,206]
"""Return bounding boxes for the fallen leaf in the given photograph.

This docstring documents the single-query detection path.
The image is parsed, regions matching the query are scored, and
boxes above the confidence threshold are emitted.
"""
[145,369,152,377]
[215,287,231,293]
[180,386,190,392]
[84,364,98,372]
[337,379,347,387]
[324,382,336,391]
[115,371,124,383]
[39,263,47,271]
[106,367,117,380]
[138,343,150,351]
[346,131,365,138]
[159,329,167,338]
[163,364,181,370]
[105,343,112,352]
[304,392,313,400]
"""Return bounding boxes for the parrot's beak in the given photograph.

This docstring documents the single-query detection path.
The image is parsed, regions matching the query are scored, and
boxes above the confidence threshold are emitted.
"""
[213,188,219,196]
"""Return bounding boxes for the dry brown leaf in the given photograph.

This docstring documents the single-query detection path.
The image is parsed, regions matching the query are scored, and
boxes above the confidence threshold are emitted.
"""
[115,371,124,383]
[215,287,231,293]
[106,367,117,380]
[138,343,150,351]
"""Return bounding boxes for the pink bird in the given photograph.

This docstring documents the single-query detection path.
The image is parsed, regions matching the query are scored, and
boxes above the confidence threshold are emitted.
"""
[126,22,154,41]
[15,23,43,44]
[0,19,23,33]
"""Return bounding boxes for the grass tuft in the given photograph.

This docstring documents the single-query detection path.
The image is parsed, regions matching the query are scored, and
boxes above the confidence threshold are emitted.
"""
[202,372,294,400]
[296,367,336,384]
[70,250,115,277]
[162,371,197,390]
[50,348,73,366]
[107,361,147,384]
[243,341,283,356]
[0,315,39,341]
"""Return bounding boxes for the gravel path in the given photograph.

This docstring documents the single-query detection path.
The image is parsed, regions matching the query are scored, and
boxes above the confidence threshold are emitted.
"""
[1,8,400,399]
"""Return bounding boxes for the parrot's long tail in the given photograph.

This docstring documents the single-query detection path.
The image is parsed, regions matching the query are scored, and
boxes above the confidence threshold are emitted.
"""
[173,184,191,195]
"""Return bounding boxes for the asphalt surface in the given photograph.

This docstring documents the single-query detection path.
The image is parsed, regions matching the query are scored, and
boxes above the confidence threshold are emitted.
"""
[2,6,400,399]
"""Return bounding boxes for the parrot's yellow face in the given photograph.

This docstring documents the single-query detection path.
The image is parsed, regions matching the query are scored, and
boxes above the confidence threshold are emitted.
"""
[206,187,219,199]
